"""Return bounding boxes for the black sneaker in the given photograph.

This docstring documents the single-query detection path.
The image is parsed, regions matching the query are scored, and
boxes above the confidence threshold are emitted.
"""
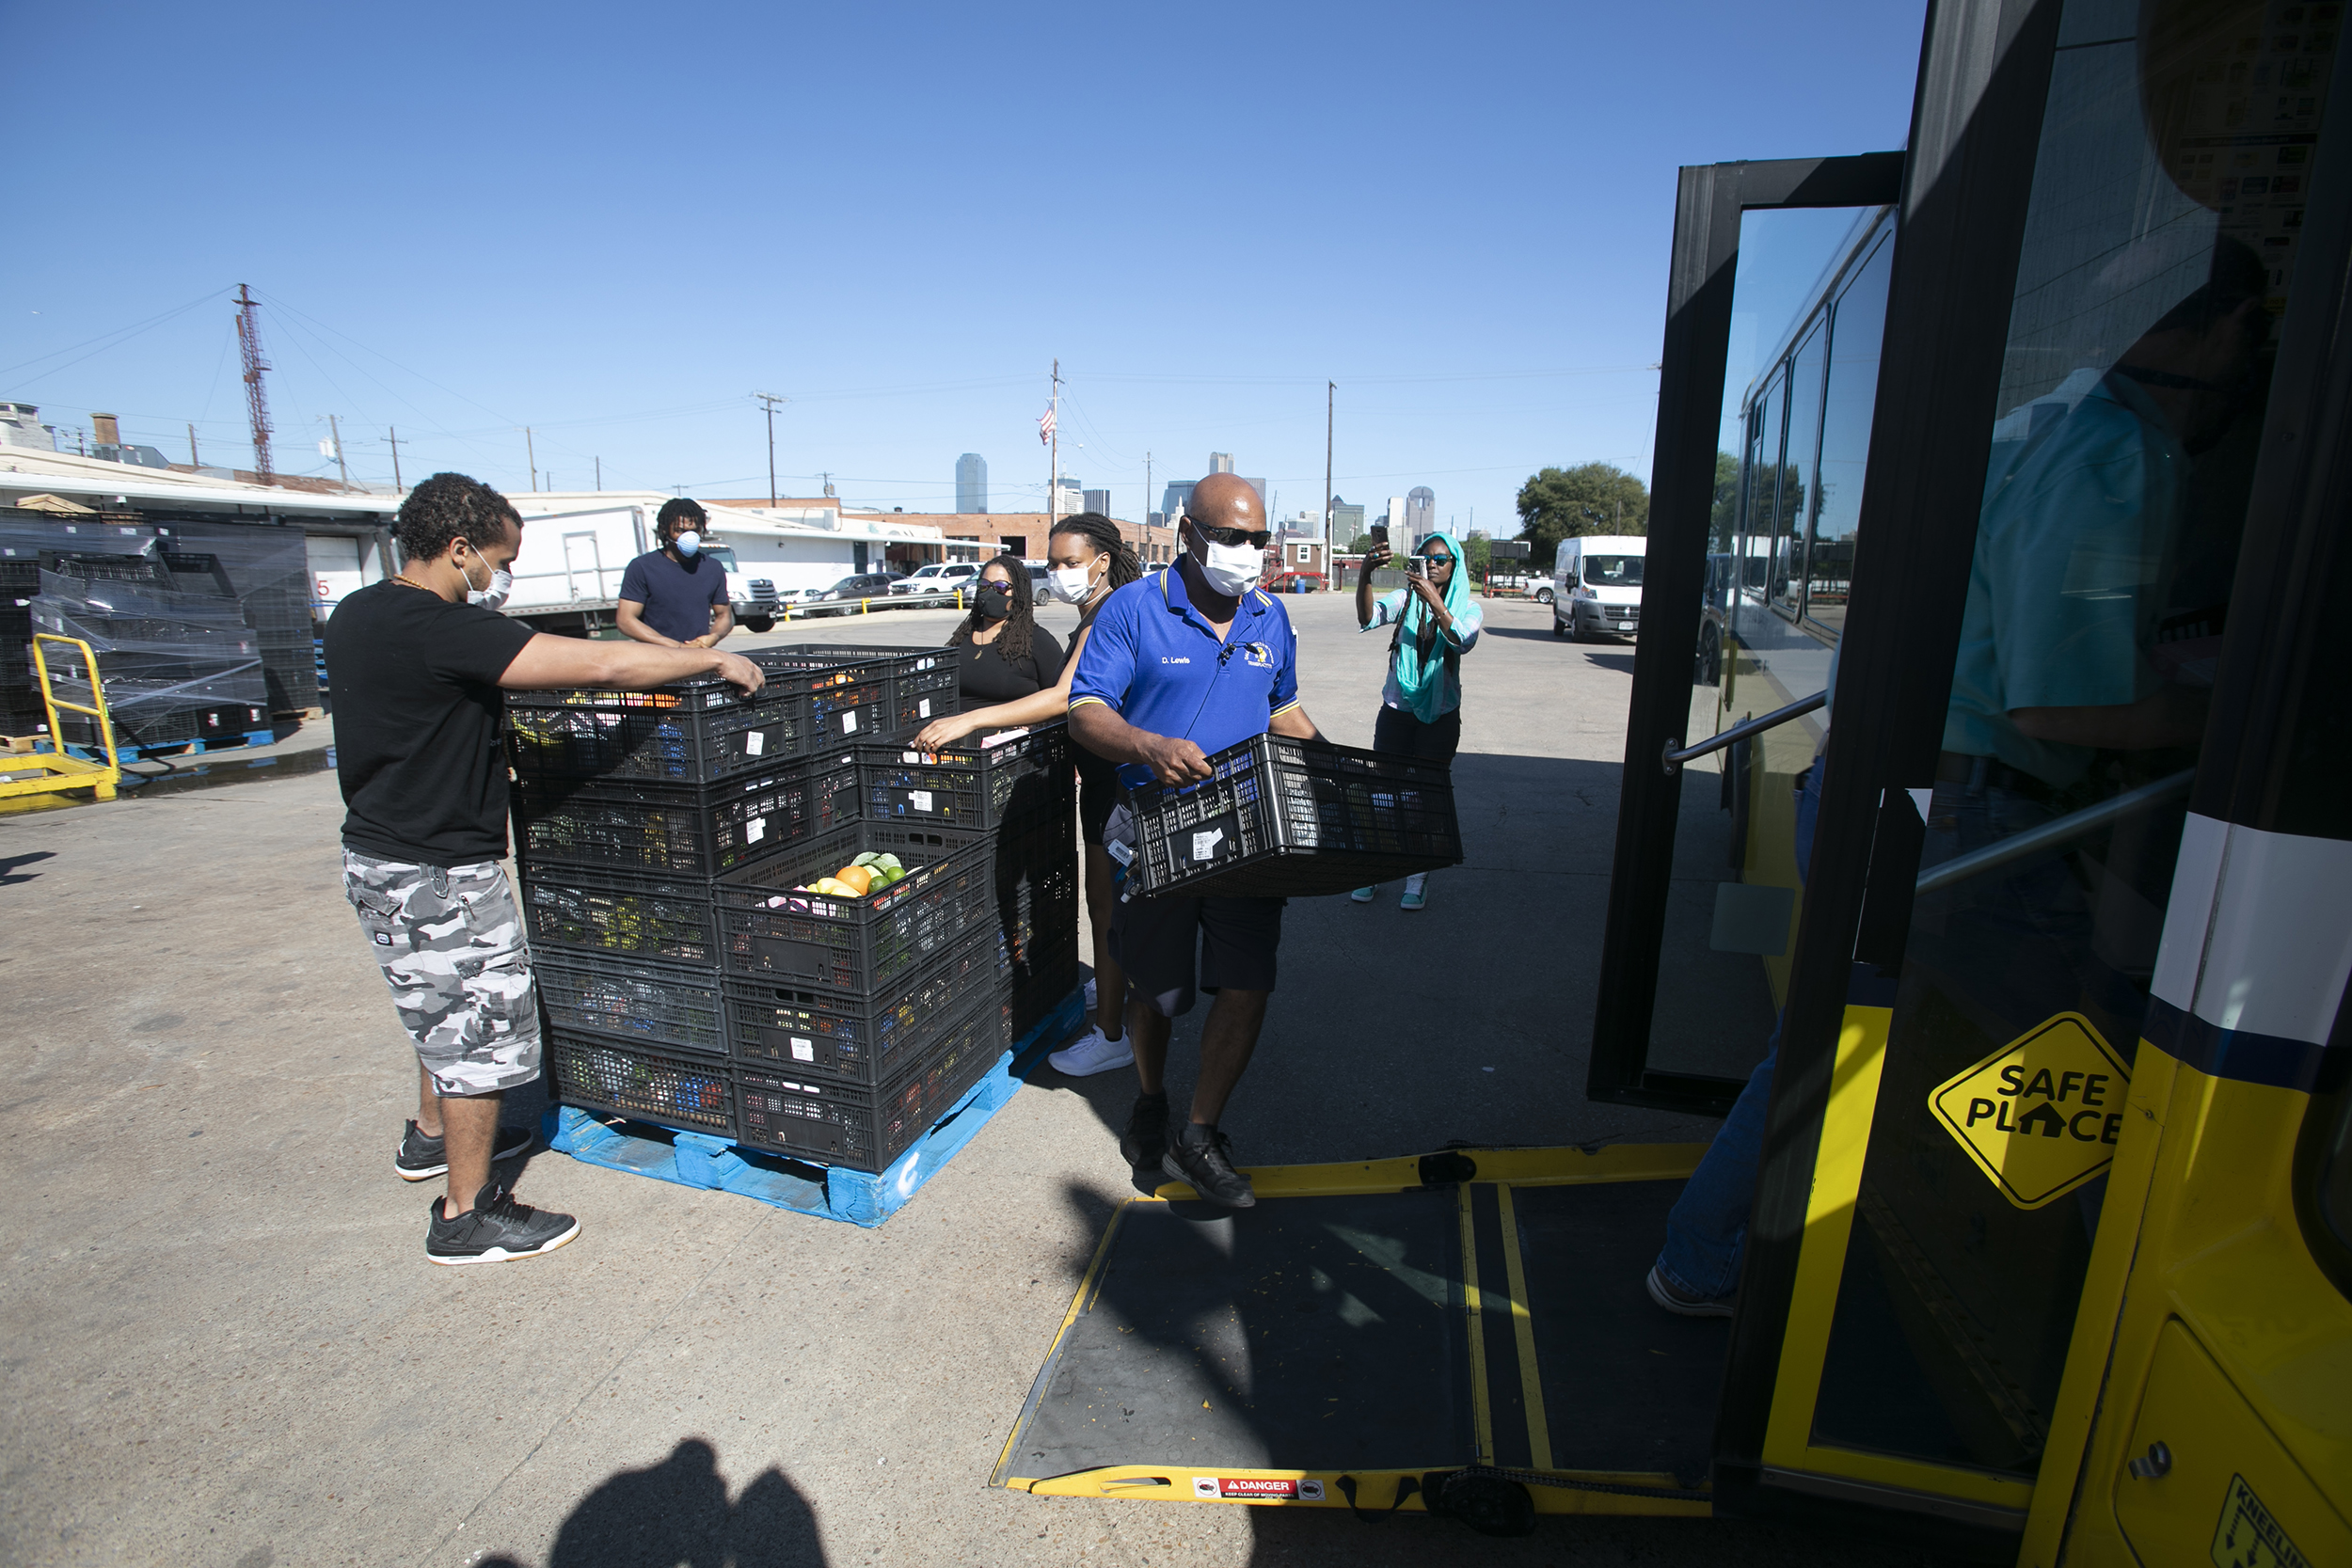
[395,1120,535,1181]
[1119,1092,1169,1168]
[1162,1127,1256,1209]
[425,1180,580,1266]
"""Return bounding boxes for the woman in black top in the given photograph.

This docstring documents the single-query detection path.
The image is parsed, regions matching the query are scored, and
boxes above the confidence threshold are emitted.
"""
[915,515,1144,1077]
[948,553,1064,702]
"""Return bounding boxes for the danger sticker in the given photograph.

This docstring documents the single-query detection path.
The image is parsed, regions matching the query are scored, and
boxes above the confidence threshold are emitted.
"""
[1930,1012,2132,1210]
[1192,1477,1321,1500]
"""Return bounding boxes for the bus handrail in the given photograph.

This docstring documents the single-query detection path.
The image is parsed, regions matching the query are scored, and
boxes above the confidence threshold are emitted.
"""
[1913,768,2195,896]
[1661,690,1827,775]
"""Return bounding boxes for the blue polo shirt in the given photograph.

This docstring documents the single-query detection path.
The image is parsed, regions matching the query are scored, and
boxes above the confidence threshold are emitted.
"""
[1070,563,1302,788]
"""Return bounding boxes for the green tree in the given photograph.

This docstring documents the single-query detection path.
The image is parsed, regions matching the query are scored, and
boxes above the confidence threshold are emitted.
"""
[1345,532,1382,554]
[1515,462,1649,565]
[1710,451,1740,548]
[1461,534,1492,583]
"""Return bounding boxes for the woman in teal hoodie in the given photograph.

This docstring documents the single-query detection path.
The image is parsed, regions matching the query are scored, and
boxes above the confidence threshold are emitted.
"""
[1351,529,1482,910]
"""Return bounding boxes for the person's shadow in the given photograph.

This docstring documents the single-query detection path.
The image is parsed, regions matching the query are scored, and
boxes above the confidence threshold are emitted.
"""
[479,1438,826,1568]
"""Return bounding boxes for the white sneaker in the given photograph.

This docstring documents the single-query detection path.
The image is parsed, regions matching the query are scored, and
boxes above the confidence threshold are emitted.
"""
[1049,1024,1134,1077]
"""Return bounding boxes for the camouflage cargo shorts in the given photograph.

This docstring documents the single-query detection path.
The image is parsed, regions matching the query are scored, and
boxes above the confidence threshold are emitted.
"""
[342,848,542,1096]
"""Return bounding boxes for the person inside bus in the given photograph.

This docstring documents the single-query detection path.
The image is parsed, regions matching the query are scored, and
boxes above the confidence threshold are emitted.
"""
[1348,529,1483,909]
[914,515,1146,1077]
[940,551,1064,705]
[616,497,733,649]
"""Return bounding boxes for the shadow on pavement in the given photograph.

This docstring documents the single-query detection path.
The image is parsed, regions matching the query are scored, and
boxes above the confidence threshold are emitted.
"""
[478,1438,826,1568]
[0,848,56,884]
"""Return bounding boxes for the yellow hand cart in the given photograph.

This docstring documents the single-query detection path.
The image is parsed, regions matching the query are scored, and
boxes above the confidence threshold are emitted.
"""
[0,634,120,804]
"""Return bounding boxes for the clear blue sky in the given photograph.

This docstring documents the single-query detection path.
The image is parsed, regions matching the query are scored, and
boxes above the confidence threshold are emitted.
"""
[6,2,1925,531]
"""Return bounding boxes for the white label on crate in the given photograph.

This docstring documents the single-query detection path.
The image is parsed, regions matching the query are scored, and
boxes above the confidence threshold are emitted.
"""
[841,709,859,734]
[1192,829,1225,862]
[982,726,1028,747]
[910,790,934,814]
[746,816,768,843]
[745,729,766,756]
[917,698,931,719]
[790,1037,815,1062]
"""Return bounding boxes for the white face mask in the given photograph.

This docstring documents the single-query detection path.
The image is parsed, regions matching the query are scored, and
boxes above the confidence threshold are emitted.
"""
[460,550,514,610]
[1189,525,1261,597]
[1047,558,1099,605]
[672,530,702,558]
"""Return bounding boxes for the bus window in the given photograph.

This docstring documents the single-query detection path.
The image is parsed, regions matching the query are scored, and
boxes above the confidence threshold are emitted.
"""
[1741,370,1786,605]
[1771,319,1826,621]
[1807,3,2336,1474]
[1804,232,1893,637]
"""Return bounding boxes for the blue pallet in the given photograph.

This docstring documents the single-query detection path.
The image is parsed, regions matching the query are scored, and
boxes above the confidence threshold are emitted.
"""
[538,987,1086,1227]
[43,727,275,763]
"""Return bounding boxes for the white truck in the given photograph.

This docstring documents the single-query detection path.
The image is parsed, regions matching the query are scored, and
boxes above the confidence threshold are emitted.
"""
[499,501,783,636]
[1552,534,1648,641]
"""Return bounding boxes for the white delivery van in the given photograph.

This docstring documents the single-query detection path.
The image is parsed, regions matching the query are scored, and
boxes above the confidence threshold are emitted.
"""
[1551,535,1648,641]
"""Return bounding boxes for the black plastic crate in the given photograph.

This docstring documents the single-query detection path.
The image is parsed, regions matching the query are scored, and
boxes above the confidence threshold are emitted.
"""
[735,991,1001,1173]
[1000,931,1083,1044]
[715,822,993,990]
[1128,734,1462,899]
[549,1031,736,1138]
[40,551,171,589]
[857,722,1071,832]
[723,930,996,1084]
[512,751,857,878]
[518,864,725,966]
[537,952,727,1057]
[746,649,897,743]
[508,678,818,784]
[787,645,961,735]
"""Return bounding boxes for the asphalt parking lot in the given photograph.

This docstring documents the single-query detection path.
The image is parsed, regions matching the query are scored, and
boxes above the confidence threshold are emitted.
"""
[0,591,1931,1567]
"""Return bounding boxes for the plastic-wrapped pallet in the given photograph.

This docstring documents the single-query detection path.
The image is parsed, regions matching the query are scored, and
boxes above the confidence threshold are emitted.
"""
[151,520,320,715]
[30,564,270,750]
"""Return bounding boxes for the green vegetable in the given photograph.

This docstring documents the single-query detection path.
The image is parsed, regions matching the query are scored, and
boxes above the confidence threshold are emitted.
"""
[882,865,907,885]
[852,852,881,868]
[874,853,902,872]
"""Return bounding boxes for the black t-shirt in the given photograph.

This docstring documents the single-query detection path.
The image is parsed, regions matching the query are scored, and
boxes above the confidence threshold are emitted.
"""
[619,548,728,643]
[326,581,537,864]
[955,625,1066,704]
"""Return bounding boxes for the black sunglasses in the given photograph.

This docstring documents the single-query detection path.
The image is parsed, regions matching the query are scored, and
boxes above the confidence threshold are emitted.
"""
[1190,521,1273,550]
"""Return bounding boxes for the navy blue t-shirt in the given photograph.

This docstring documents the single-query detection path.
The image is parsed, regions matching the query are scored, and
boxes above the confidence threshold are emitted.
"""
[618,548,728,642]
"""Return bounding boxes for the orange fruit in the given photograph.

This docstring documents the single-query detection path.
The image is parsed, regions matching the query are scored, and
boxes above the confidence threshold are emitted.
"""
[833,864,874,895]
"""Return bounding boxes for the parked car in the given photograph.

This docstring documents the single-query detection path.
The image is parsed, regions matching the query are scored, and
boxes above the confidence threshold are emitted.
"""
[1484,571,1554,604]
[1267,571,1326,594]
[890,562,981,596]
[1552,535,1648,641]
[796,573,902,616]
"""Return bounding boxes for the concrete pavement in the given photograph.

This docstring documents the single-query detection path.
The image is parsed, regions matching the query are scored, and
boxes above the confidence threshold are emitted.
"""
[0,593,1929,1567]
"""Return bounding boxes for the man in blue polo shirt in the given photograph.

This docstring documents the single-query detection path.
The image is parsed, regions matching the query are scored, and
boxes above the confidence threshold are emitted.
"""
[618,498,733,648]
[1069,471,1325,1208]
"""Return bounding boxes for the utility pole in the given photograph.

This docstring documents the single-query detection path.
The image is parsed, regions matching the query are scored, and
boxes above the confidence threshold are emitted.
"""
[594,455,601,492]
[525,426,537,492]
[1143,451,1152,558]
[1048,358,1061,531]
[820,471,834,498]
[754,392,787,506]
[326,414,350,489]
[386,426,405,491]
[1324,381,1335,544]
[186,423,199,467]
[235,283,275,485]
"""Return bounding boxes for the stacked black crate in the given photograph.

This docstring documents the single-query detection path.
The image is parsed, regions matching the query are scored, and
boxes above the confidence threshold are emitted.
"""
[29,554,272,751]
[1,559,43,738]
[152,522,321,716]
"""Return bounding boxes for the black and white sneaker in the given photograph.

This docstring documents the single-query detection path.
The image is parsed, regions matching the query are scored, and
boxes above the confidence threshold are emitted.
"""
[1162,1127,1256,1209]
[1119,1092,1170,1168]
[394,1120,535,1181]
[425,1180,580,1266]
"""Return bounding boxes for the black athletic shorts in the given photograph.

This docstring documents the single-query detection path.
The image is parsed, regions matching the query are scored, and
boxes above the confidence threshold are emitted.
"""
[1111,891,1283,1018]
[1075,747,1120,847]
[1372,703,1462,766]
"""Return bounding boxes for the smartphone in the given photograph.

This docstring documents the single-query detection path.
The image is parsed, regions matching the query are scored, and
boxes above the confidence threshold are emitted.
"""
[1369,524,1389,545]
[1405,557,1427,580]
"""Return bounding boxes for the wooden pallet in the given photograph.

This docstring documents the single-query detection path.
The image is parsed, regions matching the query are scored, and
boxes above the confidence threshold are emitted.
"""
[1,733,49,754]
[539,988,1087,1227]
[275,705,326,721]
[49,727,276,763]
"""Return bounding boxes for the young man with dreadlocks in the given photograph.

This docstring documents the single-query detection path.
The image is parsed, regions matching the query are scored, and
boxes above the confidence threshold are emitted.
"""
[915,514,1146,1073]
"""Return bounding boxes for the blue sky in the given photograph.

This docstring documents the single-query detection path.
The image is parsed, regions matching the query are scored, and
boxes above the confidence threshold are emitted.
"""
[5,2,1924,531]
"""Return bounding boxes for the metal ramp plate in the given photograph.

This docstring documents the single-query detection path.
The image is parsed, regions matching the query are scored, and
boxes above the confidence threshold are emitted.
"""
[993,1146,1724,1520]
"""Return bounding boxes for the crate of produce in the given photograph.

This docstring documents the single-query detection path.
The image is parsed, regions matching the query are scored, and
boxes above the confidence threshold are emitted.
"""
[512,750,858,878]
[857,722,1071,832]
[715,822,993,990]
[747,648,897,743]
[537,951,727,1057]
[508,678,816,784]
[778,644,959,734]
[519,864,725,967]
[1126,733,1462,899]
[723,931,996,1084]
[735,991,1001,1173]
[549,1031,736,1139]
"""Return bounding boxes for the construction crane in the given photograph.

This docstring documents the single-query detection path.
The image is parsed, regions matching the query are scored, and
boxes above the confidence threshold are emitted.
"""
[235,283,275,486]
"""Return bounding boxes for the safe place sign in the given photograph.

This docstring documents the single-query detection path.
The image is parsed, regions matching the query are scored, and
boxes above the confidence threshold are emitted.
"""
[1930,1013,2131,1210]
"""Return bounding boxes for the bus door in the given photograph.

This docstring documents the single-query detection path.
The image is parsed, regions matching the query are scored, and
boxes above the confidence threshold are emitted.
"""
[1602,0,2348,1553]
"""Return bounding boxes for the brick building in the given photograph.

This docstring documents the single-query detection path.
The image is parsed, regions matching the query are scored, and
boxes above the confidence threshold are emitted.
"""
[843,512,1179,570]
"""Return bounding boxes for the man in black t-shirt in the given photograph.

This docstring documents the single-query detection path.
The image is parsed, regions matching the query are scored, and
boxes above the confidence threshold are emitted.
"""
[617,497,733,648]
[328,472,763,1266]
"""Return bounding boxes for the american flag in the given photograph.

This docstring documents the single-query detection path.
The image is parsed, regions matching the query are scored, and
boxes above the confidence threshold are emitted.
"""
[1037,405,1057,445]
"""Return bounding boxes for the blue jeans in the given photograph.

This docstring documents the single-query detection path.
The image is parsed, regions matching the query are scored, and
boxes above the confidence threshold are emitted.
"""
[1654,757,1823,1300]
